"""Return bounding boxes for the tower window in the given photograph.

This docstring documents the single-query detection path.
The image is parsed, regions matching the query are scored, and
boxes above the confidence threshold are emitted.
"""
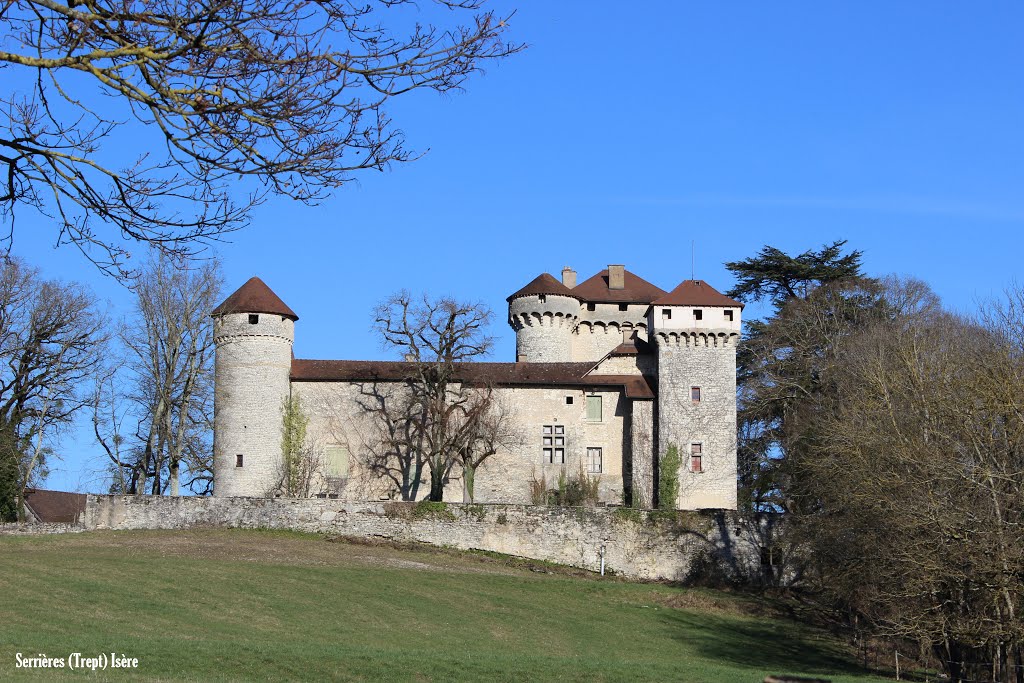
[618,303,628,311]
[542,424,566,464]
[235,454,244,468]
[725,310,734,321]
[565,396,574,405]
[662,309,672,319]
[693,309,703,321]
[587,303,596,312]
[538,294,547,303]
[690,443,703,473]
[691,386,701,402]
[248,314,259,325]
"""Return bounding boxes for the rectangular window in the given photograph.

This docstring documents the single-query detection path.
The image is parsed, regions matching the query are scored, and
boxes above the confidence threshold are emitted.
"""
[724,309,734,321]
[235,454,244,468]
[587,447,603,474]
[618,303,628,311]
[542,425,565,464]
[565,396,574,405]
[693,309,703,321]
[248,314,259,325]
[325,445,350,478]
[662,309,672,319]
[690,443,703,473]
[691,386,701,402]
[586,395,602,422]
[538,294,547,303]
[587,303,596,312]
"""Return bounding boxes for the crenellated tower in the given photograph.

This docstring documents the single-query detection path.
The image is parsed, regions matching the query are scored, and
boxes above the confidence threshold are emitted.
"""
[211,277,298,497]
[507,273,580,362]
[648,279,742,509]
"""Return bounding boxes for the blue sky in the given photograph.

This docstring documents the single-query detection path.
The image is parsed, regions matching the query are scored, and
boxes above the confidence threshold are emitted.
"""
[12,1,1024,491]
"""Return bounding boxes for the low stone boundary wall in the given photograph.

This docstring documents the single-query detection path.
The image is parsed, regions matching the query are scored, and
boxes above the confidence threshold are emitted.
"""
[84,495,762,581]
[0,522,85,536]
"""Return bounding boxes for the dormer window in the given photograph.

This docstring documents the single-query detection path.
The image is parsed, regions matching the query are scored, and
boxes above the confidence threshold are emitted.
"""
[693,309,703,321]
[248,314,259,325]
[725,310,734,322]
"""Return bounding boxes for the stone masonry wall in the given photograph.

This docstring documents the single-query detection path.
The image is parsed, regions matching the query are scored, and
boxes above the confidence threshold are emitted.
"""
[83,495,760,582]
[656,332,738,509]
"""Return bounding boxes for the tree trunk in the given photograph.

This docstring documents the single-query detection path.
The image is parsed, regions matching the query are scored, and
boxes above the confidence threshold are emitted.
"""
[428,459,445,502]
[462,463,476,503]
[169,459,179,496]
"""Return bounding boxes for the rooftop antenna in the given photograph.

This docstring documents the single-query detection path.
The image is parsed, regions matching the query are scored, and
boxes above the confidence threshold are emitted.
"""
[691,240,695,281]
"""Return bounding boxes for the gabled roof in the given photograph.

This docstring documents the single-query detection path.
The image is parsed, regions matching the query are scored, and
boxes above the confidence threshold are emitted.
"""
[23,488,86,523]
[572,269,667,304]
[291,359,655,399]
[211,277,299,320]
[651,280,743,308]
[506,273,580,302]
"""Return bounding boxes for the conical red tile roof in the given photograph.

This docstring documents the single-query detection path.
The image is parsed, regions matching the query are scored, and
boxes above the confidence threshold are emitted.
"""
[651,280,743,308]
[507,273,580,302]
[211,277,298,320]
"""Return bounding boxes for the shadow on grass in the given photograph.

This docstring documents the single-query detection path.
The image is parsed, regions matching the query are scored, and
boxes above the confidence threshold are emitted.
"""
[660,608,866,677]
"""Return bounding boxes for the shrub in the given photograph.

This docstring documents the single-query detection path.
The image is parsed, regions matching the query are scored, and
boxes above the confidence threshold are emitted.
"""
[658,444,680,510]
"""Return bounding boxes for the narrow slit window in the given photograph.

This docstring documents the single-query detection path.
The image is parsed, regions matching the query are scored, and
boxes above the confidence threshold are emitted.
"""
[235,454,244,468]
[691,386,701,402]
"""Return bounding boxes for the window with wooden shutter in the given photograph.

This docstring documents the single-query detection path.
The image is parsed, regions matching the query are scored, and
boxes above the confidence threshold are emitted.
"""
[325,445,350,478]
[586,395,602,422]
[690,443,703,473]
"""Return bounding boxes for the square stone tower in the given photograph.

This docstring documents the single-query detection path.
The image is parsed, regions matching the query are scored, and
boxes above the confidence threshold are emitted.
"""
[648,280,742,509]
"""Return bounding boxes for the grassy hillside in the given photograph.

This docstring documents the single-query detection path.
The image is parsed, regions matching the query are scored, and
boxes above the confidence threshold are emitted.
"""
[0,530,884,682]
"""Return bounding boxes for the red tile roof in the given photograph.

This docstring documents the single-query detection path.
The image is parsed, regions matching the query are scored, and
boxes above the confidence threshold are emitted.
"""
[211,277,299,320]
[507,273,581,302]
[292,359,655,399]
[571,269,667,304]
[23,488,86,523]
[651,280,744,308]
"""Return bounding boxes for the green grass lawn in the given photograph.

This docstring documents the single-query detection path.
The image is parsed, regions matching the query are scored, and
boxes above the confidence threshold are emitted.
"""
[0,529,886,682]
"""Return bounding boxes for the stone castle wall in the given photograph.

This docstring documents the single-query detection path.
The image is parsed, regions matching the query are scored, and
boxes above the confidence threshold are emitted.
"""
[655,332,738,509]
[83,495,760,582]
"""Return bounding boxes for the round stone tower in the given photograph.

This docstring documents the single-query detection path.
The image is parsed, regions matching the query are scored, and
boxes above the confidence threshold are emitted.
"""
[507,273,580,362]
[211,277,298,497]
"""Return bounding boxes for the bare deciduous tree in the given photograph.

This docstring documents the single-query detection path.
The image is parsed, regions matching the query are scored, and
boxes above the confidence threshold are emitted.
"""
[0,258,107,520]
[0,0,522,275]
[93,251,221,495]
[366,291,511,502]
[791,278,1024,682]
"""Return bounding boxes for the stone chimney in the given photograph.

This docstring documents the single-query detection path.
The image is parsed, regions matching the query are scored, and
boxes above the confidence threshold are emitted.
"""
[561,267,576,289]
[608,264,625,290]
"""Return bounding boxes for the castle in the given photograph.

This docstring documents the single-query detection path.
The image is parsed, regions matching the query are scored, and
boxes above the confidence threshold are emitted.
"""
[211,265,741,509]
